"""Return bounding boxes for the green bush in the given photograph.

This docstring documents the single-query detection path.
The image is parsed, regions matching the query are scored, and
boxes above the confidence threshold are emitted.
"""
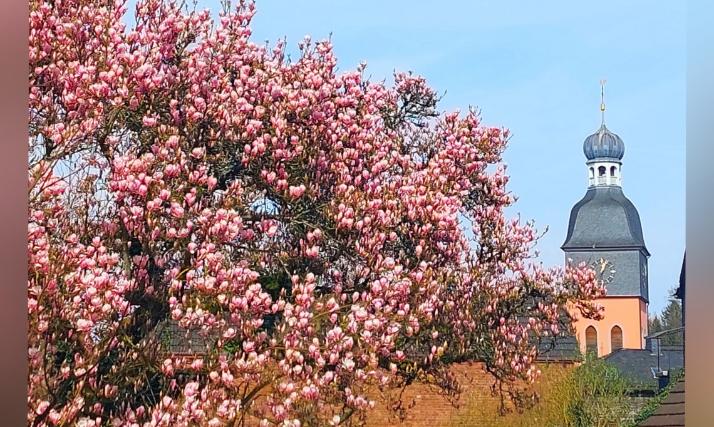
[450,356,635,427]
[567,355,634,427]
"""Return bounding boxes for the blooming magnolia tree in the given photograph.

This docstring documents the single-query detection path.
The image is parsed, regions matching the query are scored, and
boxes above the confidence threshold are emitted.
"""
[28,0,604,425]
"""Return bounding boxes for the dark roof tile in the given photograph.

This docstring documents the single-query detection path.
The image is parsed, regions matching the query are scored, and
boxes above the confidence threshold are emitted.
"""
[604,349,684,391]
[562,187,648,253]
[638,377,685,426]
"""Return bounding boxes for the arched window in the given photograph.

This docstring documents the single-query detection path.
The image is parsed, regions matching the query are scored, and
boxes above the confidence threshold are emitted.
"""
[598,166,606,177]
[589,167,594,178]
[610,166,616,177]
[585,326,598,355]
[611,326,623,351]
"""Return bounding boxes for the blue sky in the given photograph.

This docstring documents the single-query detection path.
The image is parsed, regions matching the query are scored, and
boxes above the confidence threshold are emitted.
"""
[127,0,685,315]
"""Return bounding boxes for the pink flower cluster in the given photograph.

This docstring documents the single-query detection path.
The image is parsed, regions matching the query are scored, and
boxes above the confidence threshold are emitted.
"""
[28,1,604,425]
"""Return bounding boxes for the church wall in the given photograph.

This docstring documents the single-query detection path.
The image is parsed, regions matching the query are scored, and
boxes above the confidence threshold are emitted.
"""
[571,297,645,356]
[640,299,648,343]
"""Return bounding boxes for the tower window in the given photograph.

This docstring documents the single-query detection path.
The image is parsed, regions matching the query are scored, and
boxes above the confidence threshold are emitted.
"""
[611,325,623,351]
[610,166,616,177]
[585,326,598,355]
[589,167,594,178]
[598,166,606,177]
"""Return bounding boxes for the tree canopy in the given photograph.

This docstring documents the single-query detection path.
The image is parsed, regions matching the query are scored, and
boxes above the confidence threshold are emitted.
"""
[28,1,604,425]
[649,291,683,346]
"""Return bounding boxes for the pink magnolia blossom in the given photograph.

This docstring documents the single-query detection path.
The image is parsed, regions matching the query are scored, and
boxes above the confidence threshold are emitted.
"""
[27,0,603,425]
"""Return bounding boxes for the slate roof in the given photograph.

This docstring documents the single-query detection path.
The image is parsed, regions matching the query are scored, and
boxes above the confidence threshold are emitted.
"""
[604,348,684,391]
[638,377,685,426]
[153,319,218,356]
[536,334,581,363]
[562,186,648,254]
[520,307,582,363]
[153,318,582,365]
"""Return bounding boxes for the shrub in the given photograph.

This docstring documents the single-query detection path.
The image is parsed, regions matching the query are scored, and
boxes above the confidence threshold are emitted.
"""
[451,356,634,427]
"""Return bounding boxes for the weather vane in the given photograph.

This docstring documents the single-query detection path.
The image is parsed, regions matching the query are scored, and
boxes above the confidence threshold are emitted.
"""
[600,79,607,125]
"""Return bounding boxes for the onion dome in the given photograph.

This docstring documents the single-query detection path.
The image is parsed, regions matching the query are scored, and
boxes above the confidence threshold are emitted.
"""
[583,124,625,160]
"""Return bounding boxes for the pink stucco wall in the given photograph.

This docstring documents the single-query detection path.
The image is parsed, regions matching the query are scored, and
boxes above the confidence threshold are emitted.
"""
[570,297,648,357]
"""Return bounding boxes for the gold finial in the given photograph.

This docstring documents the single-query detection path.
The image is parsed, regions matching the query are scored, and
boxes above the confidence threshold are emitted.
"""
[600,79,607,125]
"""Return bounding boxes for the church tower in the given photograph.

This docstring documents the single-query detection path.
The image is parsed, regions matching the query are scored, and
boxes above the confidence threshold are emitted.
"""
[562,82,649,357]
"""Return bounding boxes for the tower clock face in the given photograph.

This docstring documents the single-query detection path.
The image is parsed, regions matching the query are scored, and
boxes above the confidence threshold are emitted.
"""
[591,257,616,282]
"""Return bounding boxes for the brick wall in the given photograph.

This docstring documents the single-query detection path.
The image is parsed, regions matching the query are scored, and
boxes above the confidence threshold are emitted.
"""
[236,361,655,427]
[365,362,491,427]
[364,362,573,427]
[239,362,575,427]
